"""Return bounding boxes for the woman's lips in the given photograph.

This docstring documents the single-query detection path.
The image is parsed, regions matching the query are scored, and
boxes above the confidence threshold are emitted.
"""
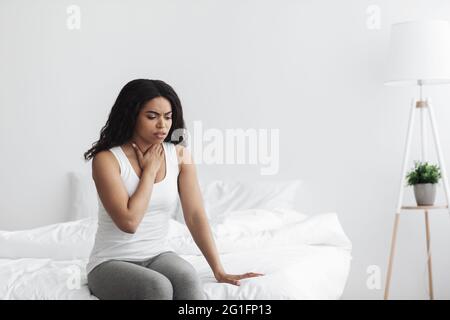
[154,132,166,139]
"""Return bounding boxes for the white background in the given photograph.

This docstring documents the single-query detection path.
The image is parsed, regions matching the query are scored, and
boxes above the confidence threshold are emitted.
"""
[1,0,450,299]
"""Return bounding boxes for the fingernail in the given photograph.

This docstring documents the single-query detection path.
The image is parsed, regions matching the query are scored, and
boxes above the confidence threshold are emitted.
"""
[132,143,136,148]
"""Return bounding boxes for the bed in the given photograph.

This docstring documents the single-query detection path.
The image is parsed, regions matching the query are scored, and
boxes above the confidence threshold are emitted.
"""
[0,176,352,300]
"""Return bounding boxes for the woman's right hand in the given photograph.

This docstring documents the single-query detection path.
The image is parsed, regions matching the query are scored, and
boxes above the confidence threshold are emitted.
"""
[131,142,163,176]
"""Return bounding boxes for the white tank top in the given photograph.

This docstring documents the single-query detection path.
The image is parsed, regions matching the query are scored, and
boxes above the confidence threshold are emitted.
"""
[86,142,179,274]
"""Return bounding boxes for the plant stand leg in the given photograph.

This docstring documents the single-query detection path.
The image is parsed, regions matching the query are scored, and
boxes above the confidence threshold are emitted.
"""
[420,103,427,160]
[424,210,434,300]
[385,99,416,300]
[384,213,400,300]
[396,99,417,213]
[426,98,450,215]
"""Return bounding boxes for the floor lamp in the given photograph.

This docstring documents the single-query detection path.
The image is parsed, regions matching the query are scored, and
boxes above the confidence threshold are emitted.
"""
[383,20,450,300]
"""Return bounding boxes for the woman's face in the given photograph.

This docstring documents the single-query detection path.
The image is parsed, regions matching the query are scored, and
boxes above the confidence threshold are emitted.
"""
[134,96,173,143]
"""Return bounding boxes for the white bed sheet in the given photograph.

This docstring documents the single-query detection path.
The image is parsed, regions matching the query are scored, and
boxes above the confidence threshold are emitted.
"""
[0,209,352,299]
[0,244,350,300]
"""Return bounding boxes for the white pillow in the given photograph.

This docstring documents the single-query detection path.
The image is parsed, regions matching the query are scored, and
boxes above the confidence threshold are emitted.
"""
[172,179,302,223]
[168,207,308,239]
[68,171,98,220]
[0,218,97,260]
[0,207,305,260]
[68,170,302,224]
[167,210,351,255]
[69,171,302,223]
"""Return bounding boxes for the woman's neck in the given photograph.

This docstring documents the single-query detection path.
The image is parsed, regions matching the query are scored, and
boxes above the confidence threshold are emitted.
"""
[127,136,155,153]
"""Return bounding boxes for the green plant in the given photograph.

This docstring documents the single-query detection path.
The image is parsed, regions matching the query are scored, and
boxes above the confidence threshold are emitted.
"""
[406,161,441,186]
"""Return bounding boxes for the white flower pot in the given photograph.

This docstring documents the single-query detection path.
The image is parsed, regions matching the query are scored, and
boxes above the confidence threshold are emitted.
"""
[413,183,437,206]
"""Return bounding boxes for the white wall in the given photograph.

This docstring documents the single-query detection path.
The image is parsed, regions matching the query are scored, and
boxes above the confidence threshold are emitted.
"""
[1,0,450,299]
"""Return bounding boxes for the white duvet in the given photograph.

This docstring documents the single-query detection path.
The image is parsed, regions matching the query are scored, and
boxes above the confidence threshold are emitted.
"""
[0,208,352,300]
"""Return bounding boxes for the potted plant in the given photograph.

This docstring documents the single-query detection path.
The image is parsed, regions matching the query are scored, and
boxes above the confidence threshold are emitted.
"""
[406,161,441,206]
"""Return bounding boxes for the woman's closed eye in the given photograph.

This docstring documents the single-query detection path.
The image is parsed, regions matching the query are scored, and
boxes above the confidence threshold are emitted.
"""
[147,116,172,120]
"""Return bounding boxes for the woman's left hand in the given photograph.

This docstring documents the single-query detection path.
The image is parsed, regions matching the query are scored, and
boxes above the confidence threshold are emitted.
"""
[214,271,265,286]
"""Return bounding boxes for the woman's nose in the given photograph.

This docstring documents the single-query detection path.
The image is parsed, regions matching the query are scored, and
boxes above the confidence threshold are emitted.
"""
[157,118,167,128]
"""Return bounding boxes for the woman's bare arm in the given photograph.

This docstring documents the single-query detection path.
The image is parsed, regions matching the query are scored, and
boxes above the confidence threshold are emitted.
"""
[176,146,225,275]
[92,151,157,234]
[176,145,265,285]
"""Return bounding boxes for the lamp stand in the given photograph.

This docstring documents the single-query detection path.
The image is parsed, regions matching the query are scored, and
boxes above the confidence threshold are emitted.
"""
[384,96,450,300]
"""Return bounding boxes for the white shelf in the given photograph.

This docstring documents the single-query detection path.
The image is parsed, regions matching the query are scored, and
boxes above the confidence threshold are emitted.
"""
[400,205,448,211]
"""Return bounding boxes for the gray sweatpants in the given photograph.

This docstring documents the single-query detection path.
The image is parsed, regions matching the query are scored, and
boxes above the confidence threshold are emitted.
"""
[87,251,206,300]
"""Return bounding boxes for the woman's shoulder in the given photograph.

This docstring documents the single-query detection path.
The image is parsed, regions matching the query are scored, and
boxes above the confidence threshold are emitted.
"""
[172,143,182,172]
[92,149,114,162]
[173,143,184,153]
[92,146,122,162]
[173,143,194,167]
[91,149,121,177]
[174,143,187,157]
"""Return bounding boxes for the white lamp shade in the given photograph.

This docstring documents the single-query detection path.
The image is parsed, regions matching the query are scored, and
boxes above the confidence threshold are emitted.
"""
[385,20,450,86]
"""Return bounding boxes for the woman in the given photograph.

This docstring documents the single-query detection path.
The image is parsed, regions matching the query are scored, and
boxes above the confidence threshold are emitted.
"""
[83,79,264,300]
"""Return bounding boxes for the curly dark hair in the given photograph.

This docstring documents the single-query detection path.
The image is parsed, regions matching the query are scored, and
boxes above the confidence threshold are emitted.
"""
[84,79,187,161]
